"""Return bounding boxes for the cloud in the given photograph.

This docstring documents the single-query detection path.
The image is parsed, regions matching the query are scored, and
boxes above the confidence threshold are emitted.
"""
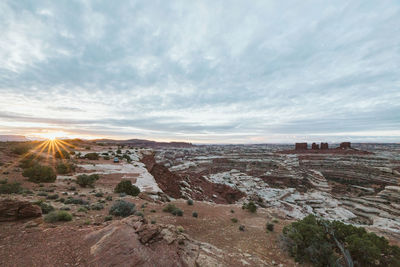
[0,0,399,143]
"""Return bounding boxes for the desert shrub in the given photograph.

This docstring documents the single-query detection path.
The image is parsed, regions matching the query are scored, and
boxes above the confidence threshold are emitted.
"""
[54,150,70,159]
[116,149,121,154]
[91,203,104,210]
[230,209,235,213]
[187,199,194,205]
[37,191,48,196]
[239,225,245,231]
[282,214,400,267]
[11,143,32,155]
[76,174,99,187]
[56,163,75,174]
[22,164,56,183]
[94,192,103,197]
[47,193,59,200]
[34,201,54,214]
[19,154,42,169]
[44,211,73,223]
[231,218,238,223]
[0,179,7,184]
[266,223,274,232]
[150,209,156,213]
[242,201,257,213]
[60,206,70,211]
[114,180,140,196]
[135,211,144,217]
[103,156,110,160]
[0,182,23,194]
[104,215,113,221]
[106,195,112,201]
[64,198,88,205]
[84,153,99,160]
[192,212,198,218]
[78,207,88,213]
[163,204,183,216]
[109,200,135,217]
[177,226,184,232]
[151,220,156,224]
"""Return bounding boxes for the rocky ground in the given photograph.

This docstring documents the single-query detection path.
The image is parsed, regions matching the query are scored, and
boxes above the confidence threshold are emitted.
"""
[0,140,399,266]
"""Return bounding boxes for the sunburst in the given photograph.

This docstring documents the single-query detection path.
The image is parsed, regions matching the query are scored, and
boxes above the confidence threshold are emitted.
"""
[0,137,75,173]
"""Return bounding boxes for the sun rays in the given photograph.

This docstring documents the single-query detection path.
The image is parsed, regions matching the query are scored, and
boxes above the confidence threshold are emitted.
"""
[0,138,75,174]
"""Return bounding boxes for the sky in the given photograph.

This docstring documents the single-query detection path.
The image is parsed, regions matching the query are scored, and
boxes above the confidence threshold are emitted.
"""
[0,1,399,144]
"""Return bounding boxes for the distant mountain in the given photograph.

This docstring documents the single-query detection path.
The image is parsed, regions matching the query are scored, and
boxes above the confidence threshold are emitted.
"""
[0,135,29,142]
[94,138,194,148]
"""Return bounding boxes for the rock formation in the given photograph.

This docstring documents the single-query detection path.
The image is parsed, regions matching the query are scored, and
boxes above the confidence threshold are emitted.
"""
[320,142,329,149]
[295,143,307,150]
[340,142,351,149]
[85,215,229,266]
[0,198,42,221]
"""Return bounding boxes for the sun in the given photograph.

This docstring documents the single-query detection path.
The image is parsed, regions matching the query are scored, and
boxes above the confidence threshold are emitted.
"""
[33,131,68,141]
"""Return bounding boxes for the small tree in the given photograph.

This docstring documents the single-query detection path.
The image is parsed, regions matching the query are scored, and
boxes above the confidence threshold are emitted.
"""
[22,164,56,183]
[84,153,99,160]
[114,180,140,196]
[76,174,99,187]
[242,201,257,213]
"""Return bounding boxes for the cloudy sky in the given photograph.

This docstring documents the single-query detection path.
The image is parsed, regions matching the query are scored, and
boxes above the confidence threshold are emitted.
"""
[0,1,399,143]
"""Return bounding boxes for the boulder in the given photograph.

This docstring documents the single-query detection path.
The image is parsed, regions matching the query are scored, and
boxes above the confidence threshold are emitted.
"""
[0,199,42,222]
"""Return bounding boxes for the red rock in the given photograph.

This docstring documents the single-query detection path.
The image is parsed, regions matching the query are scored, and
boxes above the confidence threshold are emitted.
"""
[295,143,307,150]
[340,142,351,149]
[311,143,319,150]
[320,143,329,149]
[0,199,42,222]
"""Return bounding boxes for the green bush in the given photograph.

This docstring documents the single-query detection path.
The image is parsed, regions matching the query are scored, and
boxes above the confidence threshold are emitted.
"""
[239,225,245,231]
[94,192,104,197]
[0,179,7,184]
[84,153,99,160]
[242,201,257,213]
[282,215,400,266]
[47,193,59,200]
[77,207,88,213]
[266,223,274,232]
[56,163,75,174]
[231,218,238,223]
[104,215,113,221]
[19,154,42,169]
[64,198,88,205]
[22,164,56,183]
[11,143,32,155]
[76,174,99,187]
[163,204,183,216]
[44,211,73,223]
[187,199,194,205]
[114,180,140,196]
[91,203,104,210]
[54,150,70,159]
[192,212,198,218]
[109,200,135,217]
[0,182,23,194]
[34,201,54,214]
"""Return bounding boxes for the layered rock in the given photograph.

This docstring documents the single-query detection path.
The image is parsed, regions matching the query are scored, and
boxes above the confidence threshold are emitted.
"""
[0,198,42,222]
[85,215,244,266]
